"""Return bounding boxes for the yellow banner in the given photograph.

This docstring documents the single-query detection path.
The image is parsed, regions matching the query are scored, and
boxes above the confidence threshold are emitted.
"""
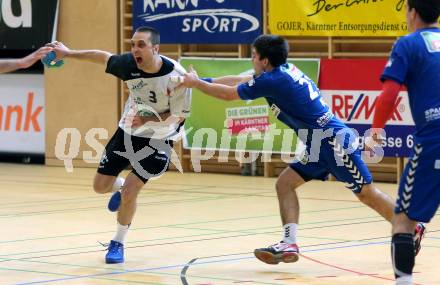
[269,0,408,37]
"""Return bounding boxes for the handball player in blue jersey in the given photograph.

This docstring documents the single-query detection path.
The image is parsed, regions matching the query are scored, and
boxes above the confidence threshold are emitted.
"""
[180,34,424,265]
[370,0,439,284]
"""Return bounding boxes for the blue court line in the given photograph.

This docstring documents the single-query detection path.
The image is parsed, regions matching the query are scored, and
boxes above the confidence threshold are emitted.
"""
[14,240,390,285]
[14,257,251,285]
[1,218,383,260]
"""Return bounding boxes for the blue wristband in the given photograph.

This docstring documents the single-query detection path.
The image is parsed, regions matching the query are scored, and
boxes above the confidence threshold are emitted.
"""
[201,77,213,83]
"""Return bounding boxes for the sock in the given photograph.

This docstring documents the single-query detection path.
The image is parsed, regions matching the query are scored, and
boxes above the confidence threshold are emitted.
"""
[391,233,415,281]
[112,177,125,192]
[282,223,298,244]
[396,275,413,285]
[112,222,129,244]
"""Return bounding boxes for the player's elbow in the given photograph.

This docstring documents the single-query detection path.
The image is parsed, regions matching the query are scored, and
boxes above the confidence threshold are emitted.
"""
[224,95,236,101]
[223,89,240,101]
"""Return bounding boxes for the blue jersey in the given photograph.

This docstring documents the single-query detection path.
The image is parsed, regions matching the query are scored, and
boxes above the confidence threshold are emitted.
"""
[238,63,372,192]
[237,63,348,141]
[382,27,440,141]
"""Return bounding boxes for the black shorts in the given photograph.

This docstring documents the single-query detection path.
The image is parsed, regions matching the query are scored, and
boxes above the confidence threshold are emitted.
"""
[97,128,172,183]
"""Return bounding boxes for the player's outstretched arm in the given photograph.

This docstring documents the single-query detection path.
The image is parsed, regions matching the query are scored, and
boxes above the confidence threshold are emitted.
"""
[181,72,240,101]
[0,59,22,74]
[211,75,253,86]
[0,46,53,74]
[186,65,252,87]
[47,41,112,65]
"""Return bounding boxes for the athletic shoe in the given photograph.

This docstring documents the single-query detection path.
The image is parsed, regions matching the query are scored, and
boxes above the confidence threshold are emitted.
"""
[254,241,299,265]
[105,240,124,264]
[108,190,121,212]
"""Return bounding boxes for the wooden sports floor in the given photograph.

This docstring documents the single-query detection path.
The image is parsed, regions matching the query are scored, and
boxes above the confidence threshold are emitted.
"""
[0,163,438,285]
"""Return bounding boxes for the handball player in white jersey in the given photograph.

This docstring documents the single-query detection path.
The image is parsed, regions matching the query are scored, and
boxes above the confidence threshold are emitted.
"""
[49,26,191,264]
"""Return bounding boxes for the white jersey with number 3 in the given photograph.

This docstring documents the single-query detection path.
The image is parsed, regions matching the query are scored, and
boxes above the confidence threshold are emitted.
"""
[106,53,191,139]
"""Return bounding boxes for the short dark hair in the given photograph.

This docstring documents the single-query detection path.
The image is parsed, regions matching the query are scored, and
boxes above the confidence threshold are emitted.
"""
[252,35,289,67]
[135,26,160,45]
[408,0,440,24]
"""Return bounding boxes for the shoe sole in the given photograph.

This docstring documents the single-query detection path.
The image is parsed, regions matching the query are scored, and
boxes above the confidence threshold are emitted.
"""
[254,249,299,265]
[106,258,124,264]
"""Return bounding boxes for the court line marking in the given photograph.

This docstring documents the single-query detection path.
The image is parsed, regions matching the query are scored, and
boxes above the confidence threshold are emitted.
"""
[1,189,369,218]
[3,220,437,267]
[0,205,366,244]
[179,231,440,285]
[180,240,396,285]
[0,187,211,209]
[6,241,391,284]
[3,235,436,285]
[0,258,287,285]
[299,253,395,282]
[0,218,388,259]
[180,258,196,285]
[0,195,232,219]
[11,256,281,285]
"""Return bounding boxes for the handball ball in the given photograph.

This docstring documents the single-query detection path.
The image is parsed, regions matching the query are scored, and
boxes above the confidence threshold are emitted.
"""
[41,51,64,68]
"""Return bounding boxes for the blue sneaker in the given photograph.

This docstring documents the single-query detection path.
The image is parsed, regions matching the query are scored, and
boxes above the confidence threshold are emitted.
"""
[105,240,124,264]
[108,190,121,212]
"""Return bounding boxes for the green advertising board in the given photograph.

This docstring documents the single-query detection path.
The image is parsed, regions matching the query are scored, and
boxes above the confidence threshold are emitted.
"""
[179,57,320,154]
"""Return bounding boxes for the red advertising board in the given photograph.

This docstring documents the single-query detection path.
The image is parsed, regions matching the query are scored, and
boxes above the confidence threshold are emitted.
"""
[319,59,415,157]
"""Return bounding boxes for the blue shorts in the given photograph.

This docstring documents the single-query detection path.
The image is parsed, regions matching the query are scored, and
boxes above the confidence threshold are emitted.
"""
[290,137,372,193]
[395,142,440,223]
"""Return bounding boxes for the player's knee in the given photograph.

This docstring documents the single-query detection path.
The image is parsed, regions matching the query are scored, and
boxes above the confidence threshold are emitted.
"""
[93,180,110,194]
[276,168,305,194]
[121,187,140,205]
[357,192,372,206]
[356,184,375,206]
[276,176,298,194]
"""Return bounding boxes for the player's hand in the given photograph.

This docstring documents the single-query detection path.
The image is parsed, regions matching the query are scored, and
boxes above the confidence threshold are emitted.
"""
[18,46,53,69]
[131,116,144,128]
[188,64,198,77]
[123,115,144,129]
[180,72,200,88]
[365,131,384,154]
[175,64,199,88]
[46,41,70,60]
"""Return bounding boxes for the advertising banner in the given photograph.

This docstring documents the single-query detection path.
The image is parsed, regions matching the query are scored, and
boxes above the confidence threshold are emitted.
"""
[0,74,45,154]
[269,0,409,37]
[0,0,59,50]
[179,57,320,153]
[319,59,415,157]
[133,0,262,43]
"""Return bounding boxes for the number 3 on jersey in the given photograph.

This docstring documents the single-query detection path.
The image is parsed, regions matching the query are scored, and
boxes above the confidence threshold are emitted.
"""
[149,91,157,103]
